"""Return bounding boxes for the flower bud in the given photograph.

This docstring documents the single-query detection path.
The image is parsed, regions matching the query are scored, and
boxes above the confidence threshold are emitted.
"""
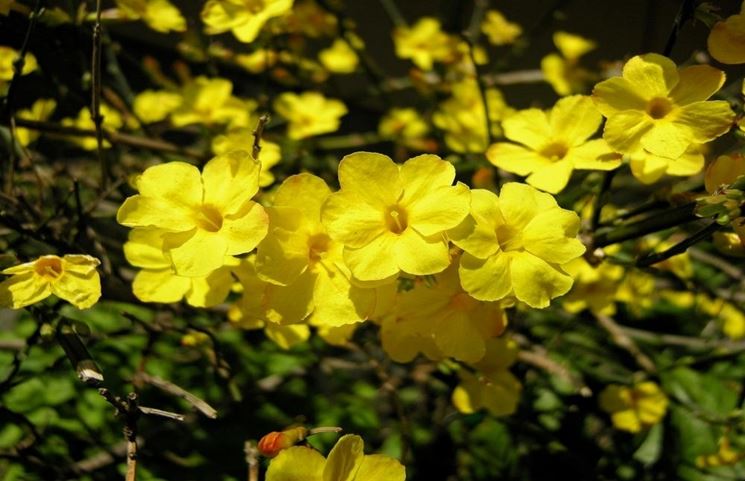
[705,154,745,193]
[257,426,309,457]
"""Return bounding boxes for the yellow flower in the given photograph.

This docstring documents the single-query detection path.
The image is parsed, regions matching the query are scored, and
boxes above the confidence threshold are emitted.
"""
[627,144,705,184]
[235,49,278,73]
[481,9,522,46]
[201,0,293,43]
[318,39,358,74]
[562,257,625,315]
[487,95,619,194]
[452,184,585,308]
[15,98,56,146]
[266,434,405,481]
[257,173,390,327]
[0,255,101,309]
[117,151,269,277]
[124,229,236,307]
[697,295,745,340]
[599,382,668,433]
[393,17,453,71]
[0,46,36,81]
[593,54,734,160]
[381,262,506,363]
[116,0,186,33]
[433,79,513,153]
[541,31,596,96]
[452,337,522,416]
[171,77,257,128]
[705,153,745,193]
[378,107,429,148]
[696,437,745,468]
[322,152,470,282]
[61,105,125,150]
[133,90,182,124]
[707,1,745,64]
[212,127,281,186]
[273,91,347,140]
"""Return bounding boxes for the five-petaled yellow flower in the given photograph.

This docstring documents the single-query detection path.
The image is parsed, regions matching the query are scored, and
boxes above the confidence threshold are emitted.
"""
[202,0,294,44]
[392,17,453,71]
[117,151,269,277]
[0,255,101,309]
[273,91,347,140]
[322,152,470,282]
[487,95,619,194]
[599,381,668,433]
[593,53,734,160]
[451,183,585,308]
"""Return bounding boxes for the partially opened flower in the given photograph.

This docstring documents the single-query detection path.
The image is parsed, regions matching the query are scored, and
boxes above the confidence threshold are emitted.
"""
[15,98,56,146]
[273,92,347,140]
[116,0,186,33]
[322,152,470,282]
[117,151,269,277]
[541,31,596,96]
[171,77,257,128]
[0,254,101,309]
[707,0,745,64]
[393,17,453,71]
[319,39,359,74]
[593,54,734,160]
[599,382,668,433]
[452,184,585,308]
[487,95,619,193]
[212,127,281,186]
[481,10,522,46]
[266,434,405,481]
[201,0,293,43]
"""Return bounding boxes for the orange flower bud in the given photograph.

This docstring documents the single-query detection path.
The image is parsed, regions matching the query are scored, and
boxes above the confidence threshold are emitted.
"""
[258,427,309,457]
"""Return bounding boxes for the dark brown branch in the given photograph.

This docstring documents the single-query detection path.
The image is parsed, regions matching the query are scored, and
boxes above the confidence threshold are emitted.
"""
[251,113,270,161]
[595,313,657,374]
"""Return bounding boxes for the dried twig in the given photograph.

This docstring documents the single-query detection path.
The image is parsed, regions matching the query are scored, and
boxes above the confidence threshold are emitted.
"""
[516,348,592,397]
[136,372,218,419]
[91,0,107,188]
[595,314,657,374]
[99,389,140,481]
[252,113,271,161]
[244,441,259,481]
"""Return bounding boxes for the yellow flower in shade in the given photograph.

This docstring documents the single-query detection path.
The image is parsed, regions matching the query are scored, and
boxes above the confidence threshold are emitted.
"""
[322,152,470,282]
[378,107,429,149]
[487,95,620,194]
[266,434,405,481]
[116,0,186,33]
[61,105,125,150]
[599,382,668,433]
[562,257,625,315]
[171,77,257,128]
[696,437,745,468]
[393,17,453,71]
[627,144,705,184]
[452,338,522,417]
[541,31,596,96]
[279,0,336,38]
[257,174,392,327]
[0,255,101,309]
[235,49,278,73]
[0,46,36,81]
[133,90,182,124]
[696,295,745,340]
[201,0,293,43]
[318,39,358,74]
[273,91,347,140]
[707,1,745,64]
[212,127,281,186]
[381,262,506,363]
[451,184,585,308]
[593,54,735,160]
[433,79,513,153]
[117,151,269,277]
[15,98,56,146]
[123,229,236,307]
[481,9,522,46]
[705,153,745,193]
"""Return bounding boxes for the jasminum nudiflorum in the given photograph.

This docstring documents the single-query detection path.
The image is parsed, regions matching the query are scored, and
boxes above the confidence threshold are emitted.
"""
[201,0,294,44]
[273,91,347,140]
[599,382,669,433]
[117,150,269,277]
[593,53,735,162]
[450,183,585,308]
[0,254,101,309]
[487,95,619,194]
[322,152,470,282]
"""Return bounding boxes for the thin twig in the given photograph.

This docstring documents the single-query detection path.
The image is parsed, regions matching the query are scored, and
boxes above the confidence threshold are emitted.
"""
[252,113,270,161]
[596,314,657,373]
[244,441,259,481]
[663,0,696,56]
[590,170,616,235]
[136,372,218,419]
[99,390,140,481]
[621,326,745,351]
[378,0,406,27]
[91,0,107,189]
[516,347,592,397]
[636,221,721,268]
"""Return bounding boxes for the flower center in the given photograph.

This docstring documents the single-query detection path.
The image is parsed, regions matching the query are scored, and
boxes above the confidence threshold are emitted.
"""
[449,291,477,311]
[34,257,63,279]
[308,233,331,263]
[244,0,265,13]
[539,142,569,161]
[385,205,409,234]
[194,204,223,232]
[646,97,673,120]
[496,224,523,252]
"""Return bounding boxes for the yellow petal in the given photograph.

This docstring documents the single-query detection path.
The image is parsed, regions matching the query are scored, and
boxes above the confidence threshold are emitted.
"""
[264,270,316,325]
[407,182,470,236]
[117,195,196,231]
[449,190,500,258]
[592,77,647,118]
[640,121,694,160]
[322,191,387,248]
[274,173,332,219]
[132,269,191,304]
[486,142,549,176]
[256,225,311,286]
[51,269,101,309]
[123,229,170,269]
[395,229,451,276]
[311,267,375,327]
[629,152,669,184]
[603,109,654,154]
[202,150,261,214]
[164,229,228,277]
[185,266,234,307]
[0,273,51,309]
[502,109,552,149]
[622,53,679,98]
[337,152,402,208]
[433,310,487,363]
[549,95,602,145]
[707,13,745,64]
[355,454,406,481]
[479,370,522,416]
[498,182,557,230]
[554,31,595,60]
[522,210,585,264]
[265,323,311,349]
[674,100,735,145]
[510,252,573,308]
[399,154,456,204]
[343,233,400,281]
[525,159,574,194]
[459,252,512,301]
[135,161,203,207]
[570,139,621,171]
[323,435,364,481]
[669,65,725,105]
[222,201,269,255]
[666,149,704,176]
[266,446,325,481]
